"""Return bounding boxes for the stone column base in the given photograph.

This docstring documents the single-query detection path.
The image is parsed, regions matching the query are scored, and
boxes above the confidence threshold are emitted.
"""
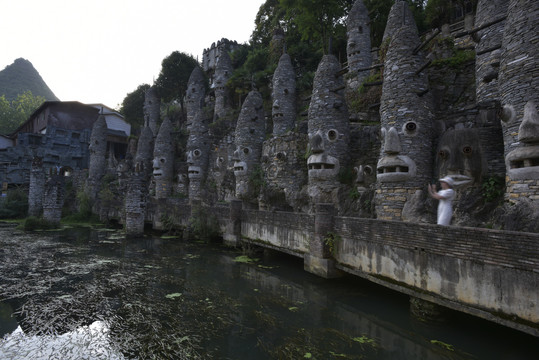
[304,254,343,279]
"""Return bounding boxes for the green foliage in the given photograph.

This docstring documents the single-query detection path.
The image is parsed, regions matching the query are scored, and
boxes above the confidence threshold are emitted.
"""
[62,190,99,223]
[248,165,266,196]
[481,176,504,203]
[430,339,454,351]
[431,49,475,69]
[0,91,45,135]
[155,51,200,104]
[349,187,361,200]
[0,187,28,219]
[323,231,341,256]
[120,84,150,133]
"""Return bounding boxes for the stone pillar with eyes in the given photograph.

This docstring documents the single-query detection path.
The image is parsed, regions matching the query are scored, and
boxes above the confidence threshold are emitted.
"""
[272,53,296,136]
[346,0,372,95]
[134,125,154,181]
[143,86,160,136]
[375,7,434,221]
[213,50,233,121]
[307,54,350,206]
[152,117,174,199]
[185,66,206,130]
[435,128,486,187]
[232,90,266,199]
[186,111,210,201]
[498,0,539,206]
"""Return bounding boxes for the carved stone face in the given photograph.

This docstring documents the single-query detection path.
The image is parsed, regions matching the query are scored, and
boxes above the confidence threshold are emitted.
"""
[503,101,539,180]
[152,156,170,178]
[377,126,416,182]
[307,129,343,181]
[436,129,484,186]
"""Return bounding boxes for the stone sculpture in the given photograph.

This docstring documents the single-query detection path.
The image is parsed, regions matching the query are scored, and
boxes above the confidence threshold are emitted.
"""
[346,0,372,94]
[307,54,350,206]
[272,53,296,136]
[213,50,233,121]
[143,86,160,136]
[186,111,210,201]
[375,2,434,221]
[152,117,174,199]
[134,126,154,180]
[87,114,108,199]
[185,66,206,130]
[232,91,265,199]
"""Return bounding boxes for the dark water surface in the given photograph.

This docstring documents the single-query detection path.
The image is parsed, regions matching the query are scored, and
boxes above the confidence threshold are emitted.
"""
[0,224,537,359]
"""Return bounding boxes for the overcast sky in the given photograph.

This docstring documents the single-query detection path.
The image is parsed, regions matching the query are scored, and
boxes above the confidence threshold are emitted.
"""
[0,0,265,109]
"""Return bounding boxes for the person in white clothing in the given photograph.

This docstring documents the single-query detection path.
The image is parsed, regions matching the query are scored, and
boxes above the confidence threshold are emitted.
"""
[428,176,455,225]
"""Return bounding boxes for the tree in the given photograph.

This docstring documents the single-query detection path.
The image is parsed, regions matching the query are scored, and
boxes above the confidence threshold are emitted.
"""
[119,84,150,134]
[154,51,200,105]
[0,91,45,135]
[279,0,354,55]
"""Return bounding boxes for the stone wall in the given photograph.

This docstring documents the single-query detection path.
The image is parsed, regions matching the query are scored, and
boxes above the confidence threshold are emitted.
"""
[333,216,538,333]
[241,209,314,255]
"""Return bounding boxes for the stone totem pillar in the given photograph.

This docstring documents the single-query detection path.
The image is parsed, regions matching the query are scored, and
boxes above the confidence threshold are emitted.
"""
[28,156,44,217]
[185,66,206,130]
[186,110,210,201]
[307,55,350,208]
[474,0,509,105]
[213,50,233,121]
[498,0,539,211]
[134,126,154,181]
[304,203,342,278]
[346,0,372,95]
[87,114,107,200]
[232,91,266,200]
[152,118,175,199]
[143,86,160,136]
[125,164,147,236]
[272,53,296,136]
[42,171,65,225]
[375,3,434,222]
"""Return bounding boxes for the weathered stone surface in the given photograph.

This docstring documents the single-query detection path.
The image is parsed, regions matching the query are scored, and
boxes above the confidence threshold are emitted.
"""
[152,118,174,199]
[143,86,160,135]
[272,53,296,136]
[28,156,44,217]
[474,0,509,104]
[186,110,210,201]
[185,66,206,129]
[376,12,434,221]
[134,126,154,180]
[232,91,265,199]
[346,0,372,93]
[307,55,350,207]
[213,51,233,121]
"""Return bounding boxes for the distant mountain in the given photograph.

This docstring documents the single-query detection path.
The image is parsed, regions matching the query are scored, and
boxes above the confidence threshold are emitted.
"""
[0,58,59,101]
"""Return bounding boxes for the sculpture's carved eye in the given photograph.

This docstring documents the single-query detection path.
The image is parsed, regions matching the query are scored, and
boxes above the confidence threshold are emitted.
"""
[404,121,417,134]
[243,147,250,155]
[193,149,201,157]
[463,146,473,155]
[438,150,448,159]
[284,89,289,95]
[276,152,287,161]
[218,157,224,163]
[363,165,373,175]
[160,158,165,163]
[327,129,338,142]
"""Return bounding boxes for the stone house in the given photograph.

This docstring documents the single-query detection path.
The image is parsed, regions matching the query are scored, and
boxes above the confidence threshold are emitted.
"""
[0,101,130,185]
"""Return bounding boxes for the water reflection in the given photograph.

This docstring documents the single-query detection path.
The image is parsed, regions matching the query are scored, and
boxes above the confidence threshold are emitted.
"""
[0,225,537,359]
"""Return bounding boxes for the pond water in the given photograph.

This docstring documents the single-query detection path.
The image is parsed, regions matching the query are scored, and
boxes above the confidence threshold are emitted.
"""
[0,224,537,359]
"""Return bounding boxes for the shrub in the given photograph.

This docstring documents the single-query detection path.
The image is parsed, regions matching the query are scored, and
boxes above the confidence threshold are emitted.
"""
[0,187,28,219]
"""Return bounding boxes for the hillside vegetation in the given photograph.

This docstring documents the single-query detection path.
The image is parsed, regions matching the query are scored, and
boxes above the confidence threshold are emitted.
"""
[0,58,58,101]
